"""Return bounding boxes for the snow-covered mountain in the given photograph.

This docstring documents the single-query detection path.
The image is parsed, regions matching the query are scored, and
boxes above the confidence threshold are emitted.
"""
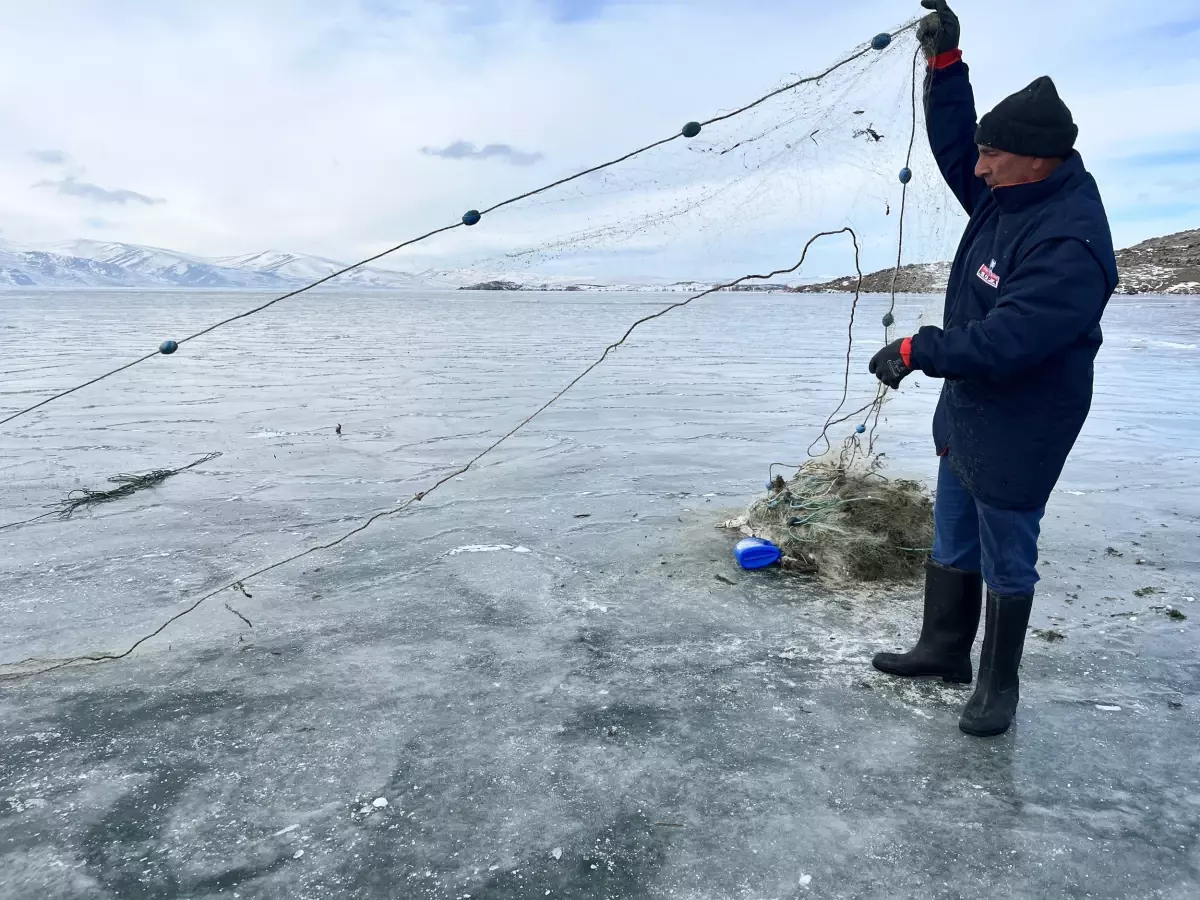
[0,239,436,290]
[0,246,147,288]
[0,239,792,292]
[214,250,434,289]
[43,240,293,288]
[9,228,1195,293]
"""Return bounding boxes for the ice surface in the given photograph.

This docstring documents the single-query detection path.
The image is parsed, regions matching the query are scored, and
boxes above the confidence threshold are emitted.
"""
[0,289,1197,899]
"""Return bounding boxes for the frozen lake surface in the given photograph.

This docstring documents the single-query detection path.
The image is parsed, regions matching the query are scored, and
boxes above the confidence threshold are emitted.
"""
[1,289,1198,899]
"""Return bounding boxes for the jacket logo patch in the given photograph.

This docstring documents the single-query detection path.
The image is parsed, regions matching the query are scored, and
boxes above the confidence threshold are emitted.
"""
[977,259,1000,289]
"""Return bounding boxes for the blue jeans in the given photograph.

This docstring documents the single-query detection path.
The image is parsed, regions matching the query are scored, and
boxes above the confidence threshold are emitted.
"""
[931,456,1045,597]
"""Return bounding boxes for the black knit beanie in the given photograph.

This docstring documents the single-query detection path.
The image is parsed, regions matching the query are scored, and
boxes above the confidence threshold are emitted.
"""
[975,76,1078,158]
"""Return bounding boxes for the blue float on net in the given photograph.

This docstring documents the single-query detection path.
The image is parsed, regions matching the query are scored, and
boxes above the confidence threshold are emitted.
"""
[462,209,482,227]
[159,340,178,355]
[899,167,913,184]
[682,121,702,139]
[871,33,892,51]
[856,424,867,434]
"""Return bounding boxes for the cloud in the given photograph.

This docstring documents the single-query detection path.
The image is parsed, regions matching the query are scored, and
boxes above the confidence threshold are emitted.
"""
[33,176,164,206]
[29,149,70,165]
[421,140,545,166]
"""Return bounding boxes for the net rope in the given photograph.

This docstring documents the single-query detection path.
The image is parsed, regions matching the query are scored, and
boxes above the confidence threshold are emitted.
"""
[0,21,945,680]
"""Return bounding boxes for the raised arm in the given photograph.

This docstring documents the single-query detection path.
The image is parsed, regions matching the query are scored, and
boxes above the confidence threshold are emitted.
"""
[918,1,988,215]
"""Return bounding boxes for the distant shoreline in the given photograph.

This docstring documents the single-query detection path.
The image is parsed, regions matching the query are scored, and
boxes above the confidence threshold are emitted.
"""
[4,285,1195,298]
[5,228,1196,293]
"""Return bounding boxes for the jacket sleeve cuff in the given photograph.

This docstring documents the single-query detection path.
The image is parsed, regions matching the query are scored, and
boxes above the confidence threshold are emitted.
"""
[929,49,963,70]
[900,337,914,368]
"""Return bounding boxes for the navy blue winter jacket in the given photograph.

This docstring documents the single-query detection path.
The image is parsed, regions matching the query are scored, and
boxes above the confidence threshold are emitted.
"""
[909,58,1119,511]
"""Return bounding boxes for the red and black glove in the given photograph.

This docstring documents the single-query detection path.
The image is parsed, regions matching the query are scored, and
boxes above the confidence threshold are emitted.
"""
[918,0,961,65]
[869,337,914,389]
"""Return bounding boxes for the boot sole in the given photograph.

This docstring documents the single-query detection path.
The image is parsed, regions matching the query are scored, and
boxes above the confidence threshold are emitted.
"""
[871,661,972,685]
[958,721,1011,737]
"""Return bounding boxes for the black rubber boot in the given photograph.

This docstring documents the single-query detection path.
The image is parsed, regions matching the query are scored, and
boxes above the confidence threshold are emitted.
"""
[872,559,984,684]
[959,590,1034,737]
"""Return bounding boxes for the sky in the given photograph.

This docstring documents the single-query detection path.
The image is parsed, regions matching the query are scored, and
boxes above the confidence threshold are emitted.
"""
[1,0,1198,279]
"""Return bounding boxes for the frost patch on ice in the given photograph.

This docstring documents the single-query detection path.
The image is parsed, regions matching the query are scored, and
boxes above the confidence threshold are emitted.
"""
[551,847,563,860]
[447,544,532,556]
[799,873,813,887]
[1129,339,1198,350]
[373,797,389,808]
[4,797,48,813]
[1095,704,1122,712]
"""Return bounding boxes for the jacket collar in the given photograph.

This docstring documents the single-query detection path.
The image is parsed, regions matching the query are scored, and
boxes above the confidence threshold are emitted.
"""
[992,151,1084,214]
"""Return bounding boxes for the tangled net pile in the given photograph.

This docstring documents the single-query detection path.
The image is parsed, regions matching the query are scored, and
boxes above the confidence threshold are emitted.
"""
[726,460,934,583]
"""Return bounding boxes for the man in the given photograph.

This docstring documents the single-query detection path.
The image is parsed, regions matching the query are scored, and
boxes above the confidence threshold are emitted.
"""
[867,0,1118,737]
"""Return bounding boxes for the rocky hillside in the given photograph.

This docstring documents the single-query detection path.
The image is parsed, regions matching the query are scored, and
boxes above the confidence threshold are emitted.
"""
[790,229,1200,296]
[791,261,951,295]
[1114,229,1200,294]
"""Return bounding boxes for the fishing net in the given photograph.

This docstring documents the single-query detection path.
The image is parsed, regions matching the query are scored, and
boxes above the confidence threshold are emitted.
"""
[399,24,959,290]
[405,20,958,473]
[723,460,934,584]
[397,21,955,583]
[1,19,959,680]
